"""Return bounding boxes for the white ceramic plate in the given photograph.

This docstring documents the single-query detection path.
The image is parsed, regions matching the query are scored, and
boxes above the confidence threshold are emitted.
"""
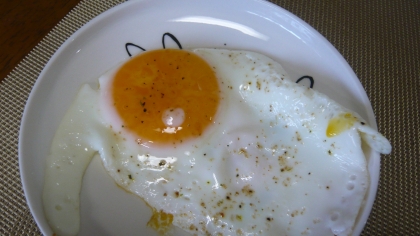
[19,0,380,235]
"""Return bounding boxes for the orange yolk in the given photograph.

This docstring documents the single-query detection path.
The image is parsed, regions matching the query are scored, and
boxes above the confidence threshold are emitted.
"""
[112,49,220,144]
[326,113,358,137]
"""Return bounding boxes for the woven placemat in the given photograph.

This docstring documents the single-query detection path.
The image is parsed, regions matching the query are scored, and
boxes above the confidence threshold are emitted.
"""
[1,0,418,235]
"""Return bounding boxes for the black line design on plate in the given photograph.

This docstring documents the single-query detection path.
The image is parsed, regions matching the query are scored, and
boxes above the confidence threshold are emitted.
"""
[125,43,146,57]
[162,32,183,49]
[125,33,182,57]
[296,76,314,88]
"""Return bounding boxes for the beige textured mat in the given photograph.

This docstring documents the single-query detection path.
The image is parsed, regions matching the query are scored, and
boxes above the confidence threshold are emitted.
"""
[1,0,418,235]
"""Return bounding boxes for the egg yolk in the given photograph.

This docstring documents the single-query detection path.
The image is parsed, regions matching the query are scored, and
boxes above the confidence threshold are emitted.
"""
[112,49,220,144]
[326,113,358,137]
[147,209,174,234]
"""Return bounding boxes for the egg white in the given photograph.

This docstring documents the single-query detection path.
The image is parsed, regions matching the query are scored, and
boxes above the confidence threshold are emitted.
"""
[43,49,391,236]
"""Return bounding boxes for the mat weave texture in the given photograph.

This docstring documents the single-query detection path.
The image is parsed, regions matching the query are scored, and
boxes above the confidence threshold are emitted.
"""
[1,0,418,235]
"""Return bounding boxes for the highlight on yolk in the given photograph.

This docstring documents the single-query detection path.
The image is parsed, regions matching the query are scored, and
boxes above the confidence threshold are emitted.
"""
[112,49,220,144]
[326,113,358,137]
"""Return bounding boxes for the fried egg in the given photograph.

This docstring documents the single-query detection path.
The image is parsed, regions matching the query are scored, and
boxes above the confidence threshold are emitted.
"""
[43,48,391,236]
